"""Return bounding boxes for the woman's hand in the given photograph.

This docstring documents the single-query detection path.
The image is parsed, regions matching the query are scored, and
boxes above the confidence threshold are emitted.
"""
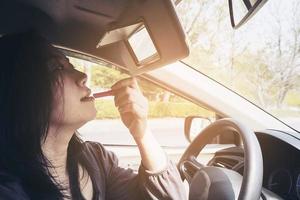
[111,78,149,139]
[112,77,168,171]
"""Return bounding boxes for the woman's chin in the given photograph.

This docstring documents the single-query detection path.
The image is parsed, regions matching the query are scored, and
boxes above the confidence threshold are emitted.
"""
[83,102,97,120]
[87,107,97,122]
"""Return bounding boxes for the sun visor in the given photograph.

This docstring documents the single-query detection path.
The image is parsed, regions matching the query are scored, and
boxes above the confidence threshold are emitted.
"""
[2,0,189,76]
[97,22,143,47]
[95,0,190,76]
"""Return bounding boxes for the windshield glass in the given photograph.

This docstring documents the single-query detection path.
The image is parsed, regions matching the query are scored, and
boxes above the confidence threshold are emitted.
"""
[175,0,300,132]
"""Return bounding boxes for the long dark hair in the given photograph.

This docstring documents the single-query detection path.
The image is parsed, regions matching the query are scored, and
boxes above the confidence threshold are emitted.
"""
[0,32,87,199]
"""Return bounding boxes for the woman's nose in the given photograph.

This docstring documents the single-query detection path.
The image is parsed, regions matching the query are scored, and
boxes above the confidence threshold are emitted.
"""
[77,71,88,86]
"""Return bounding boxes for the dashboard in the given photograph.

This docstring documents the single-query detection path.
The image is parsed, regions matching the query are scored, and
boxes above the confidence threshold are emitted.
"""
[207,130,300,199]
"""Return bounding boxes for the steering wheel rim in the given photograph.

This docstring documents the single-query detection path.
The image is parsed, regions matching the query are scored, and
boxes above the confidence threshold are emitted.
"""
[178,118,263,200]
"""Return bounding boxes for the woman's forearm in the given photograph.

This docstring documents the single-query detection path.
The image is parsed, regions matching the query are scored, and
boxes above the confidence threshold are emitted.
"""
[111,78,168,171]
[134,128,168,172]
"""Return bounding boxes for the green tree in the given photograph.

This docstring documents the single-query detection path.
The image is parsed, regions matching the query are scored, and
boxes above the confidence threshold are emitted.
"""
[91,66,128,89]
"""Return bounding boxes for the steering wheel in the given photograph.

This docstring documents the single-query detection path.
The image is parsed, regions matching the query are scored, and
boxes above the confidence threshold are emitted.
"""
[178,118,263,200]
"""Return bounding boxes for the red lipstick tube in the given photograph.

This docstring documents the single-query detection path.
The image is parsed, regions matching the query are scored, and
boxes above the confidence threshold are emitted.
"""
[92,90,114,98]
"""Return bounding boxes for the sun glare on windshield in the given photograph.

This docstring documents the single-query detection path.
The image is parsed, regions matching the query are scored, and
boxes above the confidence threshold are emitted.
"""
[175,0,300,132]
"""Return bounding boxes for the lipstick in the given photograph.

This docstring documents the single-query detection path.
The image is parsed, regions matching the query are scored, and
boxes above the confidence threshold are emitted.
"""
[92,90,114,98]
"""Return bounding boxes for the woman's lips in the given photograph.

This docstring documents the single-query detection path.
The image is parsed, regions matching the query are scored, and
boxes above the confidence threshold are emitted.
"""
[81,96,95,102]
[80,89,113,102]
[80,88,93,101]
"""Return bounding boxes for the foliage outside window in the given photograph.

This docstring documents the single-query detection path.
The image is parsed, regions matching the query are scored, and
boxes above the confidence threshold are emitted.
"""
[69,57,214,120]
[175,0,300,129]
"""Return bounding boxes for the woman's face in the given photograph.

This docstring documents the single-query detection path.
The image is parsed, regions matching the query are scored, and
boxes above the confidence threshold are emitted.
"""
[49,49,96,128]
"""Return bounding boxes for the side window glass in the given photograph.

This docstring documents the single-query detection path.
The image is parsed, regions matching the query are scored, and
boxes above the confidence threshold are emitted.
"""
[69,56,219,141]
[68,56,235,166]
[138,79,216,148]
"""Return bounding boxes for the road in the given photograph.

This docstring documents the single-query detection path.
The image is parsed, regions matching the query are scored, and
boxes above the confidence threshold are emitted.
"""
[78,117,300,147]
[78,118,189,147]
[78,117,300,169]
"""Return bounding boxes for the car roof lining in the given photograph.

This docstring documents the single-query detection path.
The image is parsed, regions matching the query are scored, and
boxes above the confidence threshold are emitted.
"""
[1,0,189,75]
[0,0,129,41]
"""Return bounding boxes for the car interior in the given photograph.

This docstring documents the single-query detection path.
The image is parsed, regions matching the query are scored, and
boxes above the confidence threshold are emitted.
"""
[1,0,300,199]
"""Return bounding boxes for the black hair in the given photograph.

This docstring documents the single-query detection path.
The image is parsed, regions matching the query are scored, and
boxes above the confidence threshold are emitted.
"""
[0,32,89,199]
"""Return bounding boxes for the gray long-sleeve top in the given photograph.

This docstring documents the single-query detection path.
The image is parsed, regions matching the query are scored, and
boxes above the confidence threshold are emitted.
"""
[0,142,187,200]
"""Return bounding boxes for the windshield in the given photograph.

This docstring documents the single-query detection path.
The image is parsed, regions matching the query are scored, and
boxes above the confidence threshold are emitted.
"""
[175,0,300,132]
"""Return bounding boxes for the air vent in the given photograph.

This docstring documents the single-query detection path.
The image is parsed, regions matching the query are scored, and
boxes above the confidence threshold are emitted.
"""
[183,163,198,178]
[211,157,239,169]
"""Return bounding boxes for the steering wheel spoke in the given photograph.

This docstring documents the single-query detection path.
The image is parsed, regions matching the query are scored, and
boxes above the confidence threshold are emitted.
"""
[179,156,204,184]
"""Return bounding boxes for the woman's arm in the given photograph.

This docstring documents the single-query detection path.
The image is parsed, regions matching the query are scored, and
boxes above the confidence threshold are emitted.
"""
[87,142,187,200]
[111,77,167,171]
[108,78,186,199]
[133,128,167,171]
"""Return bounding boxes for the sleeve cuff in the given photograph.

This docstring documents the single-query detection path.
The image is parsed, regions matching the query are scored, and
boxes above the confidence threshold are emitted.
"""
[138,159,174,176]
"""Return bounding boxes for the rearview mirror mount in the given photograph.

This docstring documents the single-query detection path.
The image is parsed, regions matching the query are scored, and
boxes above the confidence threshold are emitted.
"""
[228,0,268,29]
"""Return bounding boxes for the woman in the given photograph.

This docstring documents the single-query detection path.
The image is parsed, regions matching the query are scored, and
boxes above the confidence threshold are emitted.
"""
[0,32,186,199]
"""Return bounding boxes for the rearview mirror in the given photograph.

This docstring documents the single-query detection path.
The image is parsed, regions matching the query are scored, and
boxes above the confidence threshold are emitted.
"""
[228,0,268,29]
[184,116,211,143]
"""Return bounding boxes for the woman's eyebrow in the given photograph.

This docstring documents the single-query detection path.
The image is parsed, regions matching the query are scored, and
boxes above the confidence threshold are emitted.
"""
[64,56,70,62]
[52,50,68,61]
[56,55,70,64]
[61,57,69,65]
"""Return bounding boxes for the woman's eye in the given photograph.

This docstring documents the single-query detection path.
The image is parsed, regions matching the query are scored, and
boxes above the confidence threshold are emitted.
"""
[47,59,65,72]
[55,65,64,70]
[70,64,76,70]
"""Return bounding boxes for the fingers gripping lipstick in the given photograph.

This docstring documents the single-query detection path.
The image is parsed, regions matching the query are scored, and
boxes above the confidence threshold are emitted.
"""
[92,90,114,98]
